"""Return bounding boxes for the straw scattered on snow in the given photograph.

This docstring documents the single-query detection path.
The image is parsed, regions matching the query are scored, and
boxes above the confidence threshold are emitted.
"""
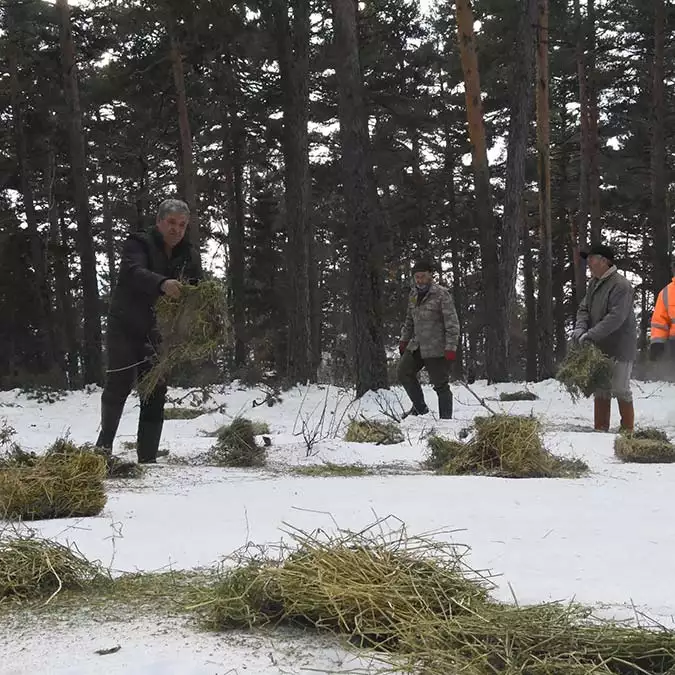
[615,428,675,464]
[344,419,404,445]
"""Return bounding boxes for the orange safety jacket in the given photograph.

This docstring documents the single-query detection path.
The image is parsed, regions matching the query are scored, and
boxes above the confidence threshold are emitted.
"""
[650,277,675,343]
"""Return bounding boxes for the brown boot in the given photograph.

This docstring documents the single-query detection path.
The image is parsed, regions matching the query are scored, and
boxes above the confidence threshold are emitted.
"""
[594,397,611,431]
[617,400,634,433]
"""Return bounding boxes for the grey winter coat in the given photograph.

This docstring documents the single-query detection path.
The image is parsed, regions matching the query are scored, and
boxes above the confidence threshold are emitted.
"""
[575,266,637,362]
[400,283,460,359]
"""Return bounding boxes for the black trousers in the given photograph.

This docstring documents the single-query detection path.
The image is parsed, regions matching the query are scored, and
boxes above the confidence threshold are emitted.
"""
[397,349,452,416]
[96,325,166,461]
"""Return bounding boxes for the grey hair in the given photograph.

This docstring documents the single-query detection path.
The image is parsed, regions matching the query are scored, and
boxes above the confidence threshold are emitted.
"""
[157,199,190,221]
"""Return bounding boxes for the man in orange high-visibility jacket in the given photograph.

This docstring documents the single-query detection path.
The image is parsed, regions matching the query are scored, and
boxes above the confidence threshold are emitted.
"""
[650,276,675,363]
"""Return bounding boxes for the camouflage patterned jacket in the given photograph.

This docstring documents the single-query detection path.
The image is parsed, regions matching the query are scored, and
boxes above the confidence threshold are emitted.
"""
[400,283,460,359]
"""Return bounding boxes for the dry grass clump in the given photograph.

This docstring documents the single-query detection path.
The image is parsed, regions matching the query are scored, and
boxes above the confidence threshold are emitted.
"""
[138,280,230,400]
[208,417,266,467]
[202,520,675,674]
[615,434,675,464]
[557,343,614,402]
[426,415,588,478]
[292,463,371,477]
[0,531,104,601]
[47,437,144,479]
[344,419,404,445]
[164,407,210,420]
[499,390,539,402]
[0,451,107,520]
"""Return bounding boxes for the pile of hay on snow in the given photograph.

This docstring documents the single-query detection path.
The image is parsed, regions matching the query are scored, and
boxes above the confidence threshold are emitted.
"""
[208,417,266,467]
[47,437,143,479]
[615,428,675,464]
[344,419,404,445]
[138,280,230,400]
[0,532,104,601]
[203,519,675,674]
[0,451,107,520]
[499,390,539,402]
[425,415,588,478]
[556,343,614,402]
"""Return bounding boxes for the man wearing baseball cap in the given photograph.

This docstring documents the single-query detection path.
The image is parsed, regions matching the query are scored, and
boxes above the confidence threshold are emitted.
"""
[572,244,637,432]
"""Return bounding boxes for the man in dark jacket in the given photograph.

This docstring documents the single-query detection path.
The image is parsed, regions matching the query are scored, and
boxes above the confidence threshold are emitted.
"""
[95,199,201,463]
[572,244,637,432]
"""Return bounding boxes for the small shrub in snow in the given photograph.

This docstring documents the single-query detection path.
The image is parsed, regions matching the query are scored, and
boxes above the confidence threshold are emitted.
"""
[615,434,675,464]
[344,419,404,445]
[499,390,539,402]
[209,418,266,467]
[556,343,614,402]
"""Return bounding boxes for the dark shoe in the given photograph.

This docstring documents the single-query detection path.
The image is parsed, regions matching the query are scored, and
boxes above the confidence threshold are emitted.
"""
[95,402,125,451]
[403,403,429,418]
[437,389,453,420]
[137,420,163,464]
[594,397,611,432]
[617,400,634,433]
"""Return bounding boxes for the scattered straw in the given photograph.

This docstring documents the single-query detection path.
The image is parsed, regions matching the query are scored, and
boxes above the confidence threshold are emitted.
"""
[292,463,371,477]
[47,437,144,479]
[557,343,614,402]
[427,415,588,478]
[138,280,230,400]
[499,390,539,402]
[207,418,266,467]
[164,407,211,420]
[0,451,107,520]
[344,419,404,445]
[615,434,675,464]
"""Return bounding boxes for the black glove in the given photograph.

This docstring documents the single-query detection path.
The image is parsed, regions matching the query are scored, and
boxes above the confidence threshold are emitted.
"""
[650,342,666,362]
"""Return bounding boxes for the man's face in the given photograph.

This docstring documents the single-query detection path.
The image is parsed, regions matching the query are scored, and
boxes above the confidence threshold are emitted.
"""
[587,254,610,279]
[157,212,188,249]
[414,271,432,288]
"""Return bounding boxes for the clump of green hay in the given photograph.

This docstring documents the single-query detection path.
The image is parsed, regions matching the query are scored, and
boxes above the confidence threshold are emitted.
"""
[615,434,675,464]
[0,532,105,601]
[202,520,675,674]
[137,280,230,400]
[623,426,670,442]
[46,437,144,479]
[0,451,107,520]
[429,415,588,478]
[251,420,270,435]
[164,407,210,420]
[292,463,371,477]
[556,342,614,402]
[499,390,539,401]
[344,419,404,445]
[208,417,266,468]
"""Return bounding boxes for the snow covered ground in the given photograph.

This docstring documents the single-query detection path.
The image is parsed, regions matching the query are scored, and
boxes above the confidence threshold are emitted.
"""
[2,377,675,674]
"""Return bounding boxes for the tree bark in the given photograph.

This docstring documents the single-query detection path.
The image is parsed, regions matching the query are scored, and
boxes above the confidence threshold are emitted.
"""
[536,0,555,379]
[650,0,669,294]
[522,219,538,381]
[501,0,537,372]
[56,0,102,385]
[168,24,201,256]
[587,0,601,243]
[102,173,117,292]
[331,0,388,397]
[274,0,315,384]
[454,0,505,383]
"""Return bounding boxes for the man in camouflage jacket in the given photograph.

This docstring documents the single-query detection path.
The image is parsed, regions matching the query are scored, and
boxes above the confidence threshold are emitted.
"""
[398,260,460,419]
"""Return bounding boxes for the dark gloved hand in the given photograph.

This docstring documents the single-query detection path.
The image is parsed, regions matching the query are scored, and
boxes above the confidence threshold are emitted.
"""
[399,341,409,356]
[649,342,665,362]
[444,350,456,361]
[571,327,585,343]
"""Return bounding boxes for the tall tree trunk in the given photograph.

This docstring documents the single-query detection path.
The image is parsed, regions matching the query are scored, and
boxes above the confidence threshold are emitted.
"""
[168,24,201,256]
[573,0,589,299]
[274,0,315,384]
[136,152,149,231]
[7,10,55,374]
[587,0,601,243]
[523,220,538,381]
[102,173,117,292]
[331,0,388,397]
[454,0,505,383]
[650,0,669,294]
[501,0,537,371]
[56,0,102,385]
[536,0,555,379]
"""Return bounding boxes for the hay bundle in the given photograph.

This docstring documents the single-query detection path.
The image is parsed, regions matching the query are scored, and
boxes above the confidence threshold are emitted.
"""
[615,434,675,464]
[0,532,103,601]
[0,451,107,520]
[344,419,404,445]
[499,390,538,402]
[208,417,266,467]
[556,343,614,402]
[426,415,588,478]
[205,521,675,674]
[138,280,230,399]
[47,437,143,479]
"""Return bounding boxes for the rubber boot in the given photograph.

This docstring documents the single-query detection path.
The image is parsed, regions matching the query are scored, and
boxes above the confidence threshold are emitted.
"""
[617,400,634,433]
[437,388,453,420]
[593,396,611,432]
[136,420,163,464]
[95,401,125,451]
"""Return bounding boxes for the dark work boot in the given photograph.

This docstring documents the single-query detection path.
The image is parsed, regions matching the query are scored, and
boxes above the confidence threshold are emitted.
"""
[137,420,163,464]
[403,402,429,418]
[437,387,453,420]
[95,401,125,451]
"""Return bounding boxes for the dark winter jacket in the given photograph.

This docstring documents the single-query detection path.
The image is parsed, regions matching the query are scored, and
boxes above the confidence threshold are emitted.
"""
[575,266,637,362]
[107,228,201,342]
